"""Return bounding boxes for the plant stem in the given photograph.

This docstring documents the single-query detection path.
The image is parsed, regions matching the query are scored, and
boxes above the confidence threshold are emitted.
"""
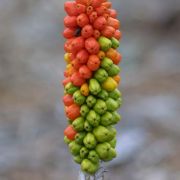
[78,167,107,180]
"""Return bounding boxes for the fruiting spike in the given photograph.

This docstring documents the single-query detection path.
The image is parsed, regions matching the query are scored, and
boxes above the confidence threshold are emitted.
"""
[62,0,122,175]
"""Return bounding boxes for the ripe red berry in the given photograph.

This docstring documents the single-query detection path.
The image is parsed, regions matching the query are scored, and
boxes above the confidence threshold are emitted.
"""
[63,28,76,39]
[89,11,98,23]
[62,77,71,86]
[87,55,101,71]
[76,3,86,14]
[71,37,85,53]
[85,37,100,54]
[76,49,89,64]
[81,25,94,38]
[114,30,122,40]
[63,94,74,106]
[71,59,82,70]
[77,13,89,27]
[101,26,115,38]
[93,16,107,30]
[79,65,92,79]
[93,29,101,39]
[91,0,103,8]
[71,72,86,86]
[64,125,77,140]
[64,16,77,28]
[96,6,108,16]
[86,6,94,15]
[75,0,87,5]
[65,104,81,121]
[64,1,79,16]
[108,9,117,18]
[64,38,75,53]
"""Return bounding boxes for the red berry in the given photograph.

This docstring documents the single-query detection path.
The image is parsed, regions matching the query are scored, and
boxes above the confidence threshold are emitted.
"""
[96,6,108,16]
[101,26,115,38]
[107,17,120,29]
[102,2,112,8]
[69,53,77,61]
[86,6,94,15]
[108,9,117,18]
[89,11,98,23]
[64,1,79,16]
[114,30,122,40]
[62,77,71,86]
[113,53,122,65]
[93,29,101,39]
[64,125,77,140]
[81,25,94,38]
[76,49,89,64]
[64,16,77,28]
[64,38,74,53]
[63,94,74,106]
[77,13,89,27]
[63,28,76,39]
[91,0,103,8]
[76,3,86,14]
[71,37,85,53]
[85,37,100,54]
[71,59,82,70]
[103,13,110,20]
[87,55,100,71]
[71,72,85,86]
[93,16,107,30]
[75,0,87,5]
[79,65,92,79]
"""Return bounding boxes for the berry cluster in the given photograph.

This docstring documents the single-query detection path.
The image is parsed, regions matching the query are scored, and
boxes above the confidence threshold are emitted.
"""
[62,0,122,175]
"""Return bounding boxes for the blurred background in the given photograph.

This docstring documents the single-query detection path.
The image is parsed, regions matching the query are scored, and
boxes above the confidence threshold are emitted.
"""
[0,0,180,179]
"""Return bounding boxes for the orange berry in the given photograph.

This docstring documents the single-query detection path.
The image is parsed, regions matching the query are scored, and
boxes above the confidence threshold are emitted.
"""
[98,51,105,60]
[87,55,101,71]
[106,48,118,61]
[113,53,122,65]
[96,6,108,16]
[80,83,89,96]
[113,75,121,84]
[101,26,115,38]
[102,2,112,8]
[103,13,110,20]
[107,17,120,29]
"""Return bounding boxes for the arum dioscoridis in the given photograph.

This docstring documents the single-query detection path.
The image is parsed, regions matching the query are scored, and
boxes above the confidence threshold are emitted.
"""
[62,0,122,175]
